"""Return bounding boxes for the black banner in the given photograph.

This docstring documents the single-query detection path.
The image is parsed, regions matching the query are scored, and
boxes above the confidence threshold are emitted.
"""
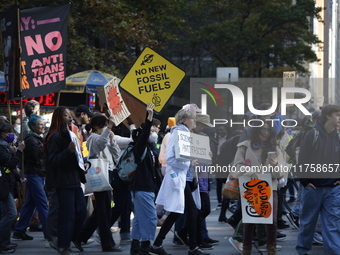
[0,4,21,101]
[20,4,69,98]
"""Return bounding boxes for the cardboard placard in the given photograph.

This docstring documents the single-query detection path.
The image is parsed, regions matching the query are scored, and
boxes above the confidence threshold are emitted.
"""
[173,130,212,164]
[97,77,131,126]
[239,174,273,224]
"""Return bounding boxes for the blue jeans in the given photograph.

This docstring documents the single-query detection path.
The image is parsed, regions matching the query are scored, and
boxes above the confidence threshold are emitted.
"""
[296,185,340,255]
[131,191,157,241]
[56,187,86,249]
[14,174,48,235]
[0,192,17,249]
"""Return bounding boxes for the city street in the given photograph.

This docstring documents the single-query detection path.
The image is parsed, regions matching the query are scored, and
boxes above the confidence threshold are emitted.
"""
[10,191,325,255]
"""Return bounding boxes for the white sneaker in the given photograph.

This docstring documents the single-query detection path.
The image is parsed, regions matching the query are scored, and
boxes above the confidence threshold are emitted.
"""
[258,244,282,252]
[45,240,51,248]
[229,237,243,253]
[82,238,94,246]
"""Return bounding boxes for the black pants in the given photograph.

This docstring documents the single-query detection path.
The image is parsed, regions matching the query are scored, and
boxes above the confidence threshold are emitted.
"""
[216,178,226,204]
[110,170,132,237]
[154,182,198,250]
[80,190,115,250]
[197,192,211,244]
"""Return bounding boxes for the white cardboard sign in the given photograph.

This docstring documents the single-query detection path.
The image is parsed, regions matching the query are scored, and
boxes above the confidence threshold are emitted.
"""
[239,174,273,224]
[173,130,212,164]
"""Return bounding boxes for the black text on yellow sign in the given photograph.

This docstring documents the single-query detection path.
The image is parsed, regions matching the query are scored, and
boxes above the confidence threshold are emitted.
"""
[119,47,186,113]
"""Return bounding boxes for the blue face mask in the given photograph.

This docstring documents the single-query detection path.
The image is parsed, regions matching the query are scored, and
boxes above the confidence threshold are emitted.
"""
[5,134,15,144]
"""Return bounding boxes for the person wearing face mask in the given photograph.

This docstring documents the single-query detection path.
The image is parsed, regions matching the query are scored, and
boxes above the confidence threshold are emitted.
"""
[12,114,48,241]
[0,122,25,253]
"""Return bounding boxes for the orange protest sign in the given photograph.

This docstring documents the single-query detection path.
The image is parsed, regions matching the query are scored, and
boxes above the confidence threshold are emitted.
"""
[242,179,272,218]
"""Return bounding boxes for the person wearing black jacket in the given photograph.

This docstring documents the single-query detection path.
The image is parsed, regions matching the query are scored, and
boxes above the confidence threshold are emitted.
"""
[296,105,340,255]
[0,122,25,253]
[129,103,159,255]
[13,114,48,241]
[44,107,89,255]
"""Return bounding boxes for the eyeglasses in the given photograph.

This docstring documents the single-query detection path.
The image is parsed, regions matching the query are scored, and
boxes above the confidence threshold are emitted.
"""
[261,128,270,135]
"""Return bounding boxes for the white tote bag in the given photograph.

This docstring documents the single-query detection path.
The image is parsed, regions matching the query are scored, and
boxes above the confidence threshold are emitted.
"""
[84,157,112,195]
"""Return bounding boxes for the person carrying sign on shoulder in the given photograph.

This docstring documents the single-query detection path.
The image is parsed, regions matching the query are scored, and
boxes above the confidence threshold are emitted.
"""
[232,121,286,255]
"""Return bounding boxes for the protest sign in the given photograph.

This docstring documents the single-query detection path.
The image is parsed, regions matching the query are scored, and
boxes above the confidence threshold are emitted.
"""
[119,47,186,113]
[173,130,212,164]
[97,77,130,126]
[239,174,273,224]
[68,124,85,171]
[20,4,69,99]
[0,4,21,101]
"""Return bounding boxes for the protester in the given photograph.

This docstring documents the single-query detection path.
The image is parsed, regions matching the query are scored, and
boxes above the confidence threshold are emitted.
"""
[215,125,228,209]
[13,114,48,241]
[129,103,161,255]
[22,100,40,139]
[0,122,25,253]
[232,122,285,255]
[296,105,340,255]
[151,107,209,255]
[80,114,122,252]
[109,117,136,243]
[44,106,89,255]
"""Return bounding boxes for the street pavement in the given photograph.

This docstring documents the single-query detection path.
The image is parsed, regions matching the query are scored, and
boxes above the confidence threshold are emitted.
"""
[10,194,325,255]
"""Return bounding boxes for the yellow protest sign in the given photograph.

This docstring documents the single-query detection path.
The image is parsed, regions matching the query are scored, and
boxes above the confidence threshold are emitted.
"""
[119,47,186,113]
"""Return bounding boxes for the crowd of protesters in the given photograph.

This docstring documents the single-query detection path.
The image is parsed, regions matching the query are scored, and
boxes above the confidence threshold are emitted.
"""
[0,99,340,255]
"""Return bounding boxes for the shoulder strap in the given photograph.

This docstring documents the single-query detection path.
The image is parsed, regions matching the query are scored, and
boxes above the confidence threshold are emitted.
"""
[312,129,319,150]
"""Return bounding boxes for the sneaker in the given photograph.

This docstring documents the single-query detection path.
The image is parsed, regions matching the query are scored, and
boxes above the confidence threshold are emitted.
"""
[174,231,189,246]
[203,238,219,245]
[82,238,94,245]
[229,237,243,253]
[277,221,290,229]
[198,243,214,250]
[216,203,222,209]
[57,248,79,255]
[188,247,210,255]
[120,238,131,244]
[258,244,282,251]
[276,231,286,241]
[313,232,323,245]
[286,211,299,229]
[1,246,16,253]
[49,236,58,250]
[173,239,187,246]
[93,231,101,244]
[150,245,171,255]
[12,232,34,240]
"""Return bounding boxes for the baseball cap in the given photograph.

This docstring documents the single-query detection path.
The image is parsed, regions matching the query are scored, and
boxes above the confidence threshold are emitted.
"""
[75,104,94,117]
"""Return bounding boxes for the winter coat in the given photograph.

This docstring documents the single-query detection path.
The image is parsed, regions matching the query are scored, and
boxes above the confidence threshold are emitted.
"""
[155,124,192,213]
[24,133,45,176]
[46,128,86,190]
[0,140,22,192]
[298,121,340,187]
[231,140,286,190]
